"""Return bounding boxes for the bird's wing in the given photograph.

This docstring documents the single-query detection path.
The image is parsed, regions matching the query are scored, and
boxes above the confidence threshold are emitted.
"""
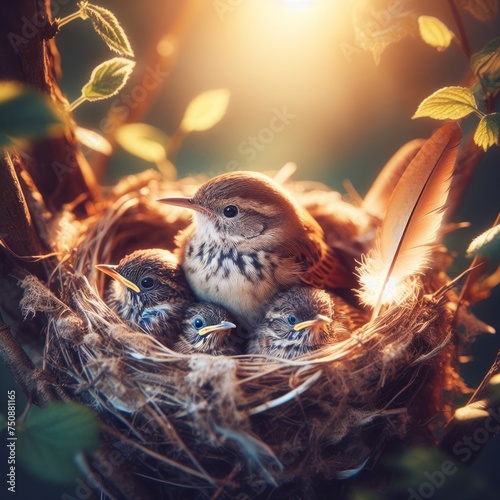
[297,234,355,289]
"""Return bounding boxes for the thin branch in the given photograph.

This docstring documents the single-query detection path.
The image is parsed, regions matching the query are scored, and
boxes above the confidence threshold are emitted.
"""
[77,445,158,500]
[447,0,472,60]
[0,322,58,406]
[57,10,83,28]
[0,152,44,260]
[440,349,500,465]
[446,134,483,222]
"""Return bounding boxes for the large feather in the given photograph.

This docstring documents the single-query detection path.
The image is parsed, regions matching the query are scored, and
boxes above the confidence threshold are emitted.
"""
[362,138,425,219]
[358,122,462,317]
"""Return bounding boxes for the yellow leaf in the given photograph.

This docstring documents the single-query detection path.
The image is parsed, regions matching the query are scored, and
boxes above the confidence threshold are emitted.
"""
[81,57,135,101]
[474,113,500,151]
[454,405,489,421]
[75,126,112,155]
[116,123,168,163]
[413,86,477,120]
[352,4,417,65]
[466,222,500,257]
[0,81,23,101]
[418,16,453,51]
[180,88,230,133]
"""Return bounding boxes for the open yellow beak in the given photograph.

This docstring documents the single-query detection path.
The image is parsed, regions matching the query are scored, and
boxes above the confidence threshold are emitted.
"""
[158,197,212,216]
[199,321,236,337]
[293,314,331,331]
[95,264,141,293]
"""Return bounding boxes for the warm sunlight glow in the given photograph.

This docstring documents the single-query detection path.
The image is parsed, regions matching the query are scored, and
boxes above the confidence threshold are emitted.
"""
[279,0,315,9]
[358,265,418,309]
[176,0,356,174]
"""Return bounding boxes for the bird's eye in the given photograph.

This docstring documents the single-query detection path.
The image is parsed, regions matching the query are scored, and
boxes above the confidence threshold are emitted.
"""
[287,315,298,326]
[192,317,205,330]
[140,277,155,289]
[223,205,238,218]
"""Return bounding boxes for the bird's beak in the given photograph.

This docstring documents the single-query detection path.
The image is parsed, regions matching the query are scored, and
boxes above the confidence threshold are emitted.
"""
[158,197,212,216]
[199,321,236,336]
[293,314,331,331]
[95,264,141,293]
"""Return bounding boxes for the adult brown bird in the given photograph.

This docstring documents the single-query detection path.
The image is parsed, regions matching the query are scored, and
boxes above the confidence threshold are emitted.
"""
[174,302,239,356]
[96,248,194,345]
[159,171,353,325]
[247,286,352,359]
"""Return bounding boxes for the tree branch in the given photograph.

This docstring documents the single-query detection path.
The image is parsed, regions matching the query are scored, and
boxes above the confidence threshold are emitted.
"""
[0,322,59,406]
[0,0,99,213]
[0,152,43,259]
[447,0,472,60]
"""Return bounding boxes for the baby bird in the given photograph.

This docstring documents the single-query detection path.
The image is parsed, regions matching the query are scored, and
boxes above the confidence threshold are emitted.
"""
[96,248,194,345]
[175,302,239,356]
[248,286,352,359]
[159,171,354,326]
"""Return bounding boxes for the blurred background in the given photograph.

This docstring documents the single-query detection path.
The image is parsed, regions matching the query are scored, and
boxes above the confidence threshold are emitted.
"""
[2,0,499,497]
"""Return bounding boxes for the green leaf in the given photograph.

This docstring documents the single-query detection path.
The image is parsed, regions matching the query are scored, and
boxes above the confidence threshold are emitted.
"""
[18,402,99,483]
[466,222,500,257]
[412,86,477,120]
[353,5,417,65]
[385,446,488,498]
[473,112,500,151]
[0,82,64,147]
[81,2,134,57]
[471,37,500,74]
[350,489,384,500]
[418,15,454,51]
[471,37,500,90]
[456,0,498,22]
[180,88,231,133]
[116,123,168,162]
[81,57,135,101]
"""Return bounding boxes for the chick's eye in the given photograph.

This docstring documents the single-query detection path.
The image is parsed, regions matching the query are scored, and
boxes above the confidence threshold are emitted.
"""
[287,315,298,326]
[140,277,154,289]
[223,205,238,218]
[193,317,205,330]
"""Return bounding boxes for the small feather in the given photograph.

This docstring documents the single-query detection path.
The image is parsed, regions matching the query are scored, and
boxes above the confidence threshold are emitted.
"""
[358,122,462,316]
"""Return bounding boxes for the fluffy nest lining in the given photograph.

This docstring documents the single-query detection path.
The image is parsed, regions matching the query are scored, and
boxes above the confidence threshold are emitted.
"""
[20,171,462,497]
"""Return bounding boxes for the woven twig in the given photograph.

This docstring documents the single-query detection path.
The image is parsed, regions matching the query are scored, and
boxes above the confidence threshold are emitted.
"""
[20,172,467,497]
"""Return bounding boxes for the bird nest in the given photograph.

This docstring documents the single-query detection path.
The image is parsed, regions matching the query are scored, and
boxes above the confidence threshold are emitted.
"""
[19,170,464,498]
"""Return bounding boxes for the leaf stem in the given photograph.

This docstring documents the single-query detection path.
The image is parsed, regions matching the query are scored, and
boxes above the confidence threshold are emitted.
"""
[18,401,32,425]
[473,108,486,119]
[447,0,472,60]
[156,158,177,181]
[57,10,83,29]
[67,95,87,112]
[165,127,188,159]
